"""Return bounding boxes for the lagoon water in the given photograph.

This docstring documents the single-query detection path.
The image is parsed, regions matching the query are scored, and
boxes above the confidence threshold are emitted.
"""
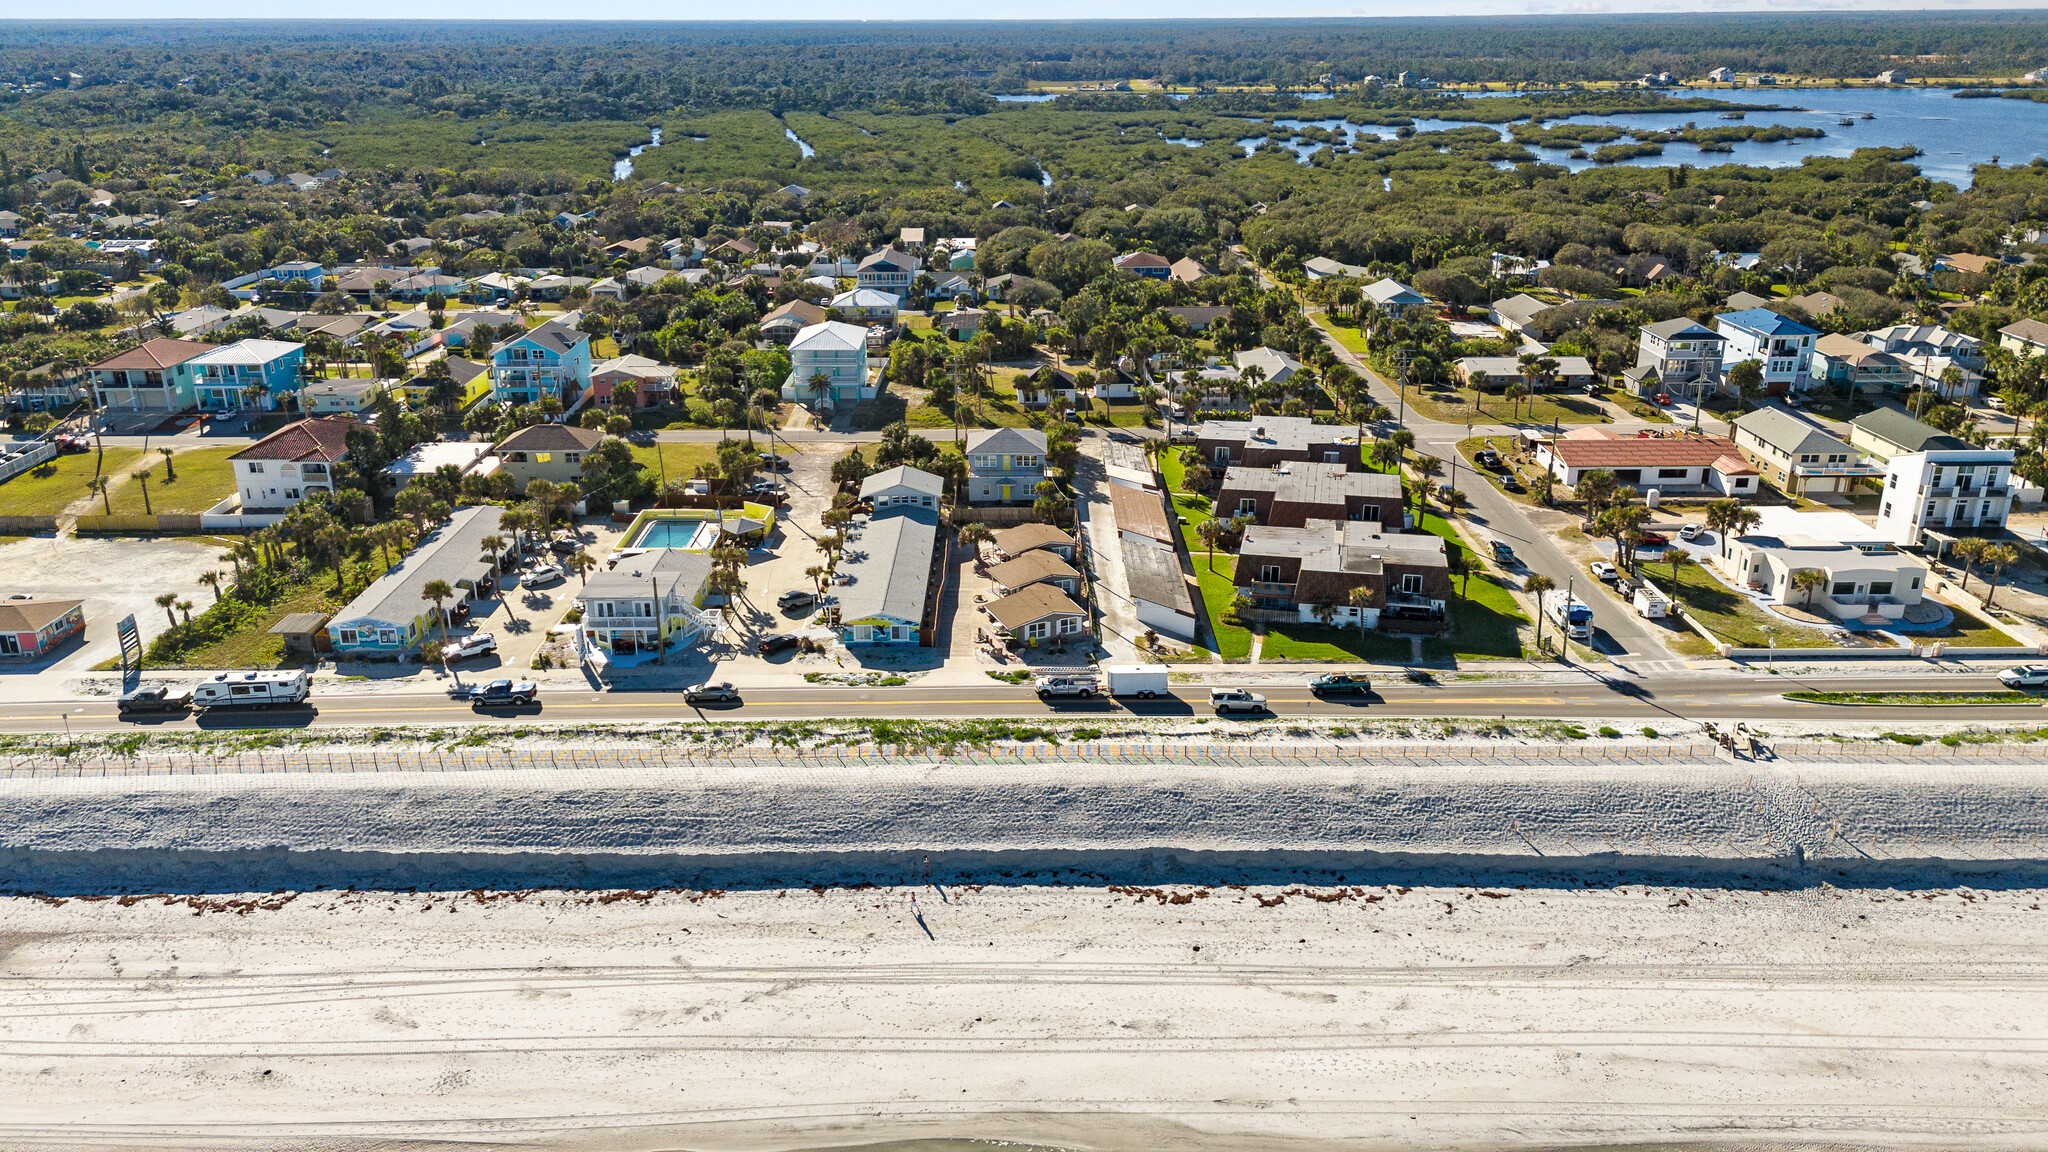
[610,126,663,181]
[1016,87,2045,187]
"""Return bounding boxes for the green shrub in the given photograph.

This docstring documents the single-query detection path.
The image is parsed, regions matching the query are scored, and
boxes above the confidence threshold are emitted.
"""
[1883,731,1925,746]
[1598,726,1622,738]
[1640,726,1658,738]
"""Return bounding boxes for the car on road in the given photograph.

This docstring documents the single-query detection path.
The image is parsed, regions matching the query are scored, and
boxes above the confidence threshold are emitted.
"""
[1210,687,1267,715]
[1490,540,1516,564]
[1678,523,1704,542]
[1307,673,1370,696]
[684,681,742,704]
[777,589,816,611]
[758,633,801,656]
[118,684,193,714]
[441,633,498,662]
[1591,560,1618,581]
[520,564,566,588]
[1998,665,2048,688]
[469,679,538,707]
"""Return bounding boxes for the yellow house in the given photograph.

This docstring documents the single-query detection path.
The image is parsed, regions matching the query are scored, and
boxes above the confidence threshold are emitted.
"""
[391,357,492,410]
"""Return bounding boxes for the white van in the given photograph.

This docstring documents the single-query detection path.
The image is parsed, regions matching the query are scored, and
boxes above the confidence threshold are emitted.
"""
[191,669,312,710]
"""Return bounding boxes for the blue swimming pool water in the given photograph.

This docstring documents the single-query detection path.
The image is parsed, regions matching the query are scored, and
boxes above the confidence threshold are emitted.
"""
[629,518,720,550]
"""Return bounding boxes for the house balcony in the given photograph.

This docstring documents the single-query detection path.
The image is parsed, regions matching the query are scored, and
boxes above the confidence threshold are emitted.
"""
[1793,463,1881,479]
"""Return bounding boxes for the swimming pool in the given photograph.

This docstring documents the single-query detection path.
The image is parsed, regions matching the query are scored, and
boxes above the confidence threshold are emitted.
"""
[626,517,722,551]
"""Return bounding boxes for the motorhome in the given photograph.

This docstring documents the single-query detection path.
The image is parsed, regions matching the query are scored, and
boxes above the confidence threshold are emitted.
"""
[191,669,312,709]
[1541,591,1594,642]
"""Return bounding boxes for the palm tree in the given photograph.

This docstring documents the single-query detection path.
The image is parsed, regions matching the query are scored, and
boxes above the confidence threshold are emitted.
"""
[1790,569,1829,609]
[1665,548,1693,587]
[1504,382,1528,420]
[155,592,179,628]
[569,549,597,584]
[1983,543,2020,609]
[1704,499,1760,559]
[1524,573,1556,653]
[87,476,111,514]
[198,570,223,603]
[175,599,194,625]
[421,579,457,645]
[957,521,994,564]
[133,468,153,515]
[1196,517,1227,571]
[158,446,177,482]
[1949,536,1988,592]
[476,533,507,573]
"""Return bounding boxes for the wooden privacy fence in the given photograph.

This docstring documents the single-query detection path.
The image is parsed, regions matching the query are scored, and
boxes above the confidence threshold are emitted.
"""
[73,513,205,534]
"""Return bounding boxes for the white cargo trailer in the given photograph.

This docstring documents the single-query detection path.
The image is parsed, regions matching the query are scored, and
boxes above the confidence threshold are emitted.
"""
[1102,665,1171,699]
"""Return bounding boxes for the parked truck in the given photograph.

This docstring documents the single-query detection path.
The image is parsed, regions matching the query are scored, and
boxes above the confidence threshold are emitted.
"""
[1541,590,1594,642]
[1034,674,1100,700]
[190,669,312,710]
[1632,582,1670,620]
[1101,665,1171,700]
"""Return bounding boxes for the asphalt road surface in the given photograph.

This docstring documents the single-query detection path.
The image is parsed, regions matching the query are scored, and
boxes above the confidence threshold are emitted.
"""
[1,673,2036,735]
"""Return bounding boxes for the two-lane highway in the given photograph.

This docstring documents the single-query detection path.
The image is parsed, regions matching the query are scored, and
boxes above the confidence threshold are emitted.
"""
[0,673,2034,735]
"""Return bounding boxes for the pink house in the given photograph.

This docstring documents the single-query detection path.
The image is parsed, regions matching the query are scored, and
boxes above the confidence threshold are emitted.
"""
[0,598,85,658]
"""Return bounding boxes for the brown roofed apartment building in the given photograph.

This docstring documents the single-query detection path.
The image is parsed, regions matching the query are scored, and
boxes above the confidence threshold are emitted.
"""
[1214,462,1402,528]
[1196,415,1360,472]
[1235,519,1450,629]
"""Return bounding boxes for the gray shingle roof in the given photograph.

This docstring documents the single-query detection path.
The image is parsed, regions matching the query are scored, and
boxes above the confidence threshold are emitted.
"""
[1850,407,1973,454]
[965,427,1047,455]
[859,464,945,500]
[835,507,937,626]
[333,505,506,629]
[1120,539,1192,615]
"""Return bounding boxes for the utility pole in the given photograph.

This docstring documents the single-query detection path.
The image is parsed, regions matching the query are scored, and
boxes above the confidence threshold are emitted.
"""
[654,574,664,665]
[1396,370,1408,429]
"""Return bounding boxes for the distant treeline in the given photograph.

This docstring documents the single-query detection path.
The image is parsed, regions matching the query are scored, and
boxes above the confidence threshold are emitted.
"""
[0,15,2045,132]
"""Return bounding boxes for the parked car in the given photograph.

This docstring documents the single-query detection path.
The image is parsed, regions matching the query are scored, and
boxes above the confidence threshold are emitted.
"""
[777,589,816,611]
[758,452,792,471]
[1501,475,1526,494]
[758,633,801,656]
[468,679,538,707]
[520,564,566,588]
[117,684,193,715]
[441,633,498,662]
[1474,448,1503,470]
[1678,523,1704,542]
[1591,561,1618,581]
[1490,540,1516,564]
[1615,577,1639,599]
[548,537,581,556]
[1307,673,1370,696]
[684,681,741,704]
[1210,688,1267,715]
[1998,665,2048,688]
[1637,531,1669,547]
[1584,382,1604,397]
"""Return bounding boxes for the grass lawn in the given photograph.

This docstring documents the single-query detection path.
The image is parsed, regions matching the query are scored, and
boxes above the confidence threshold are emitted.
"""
[164,582,330,669]
[112,446,241,515]
[628,442,723,486]
[1260,622,1413,662]
[1935,605,2020,647]
[1404,383,1610,428]
[0,448,144,517]
[1658,558,1832,649]
[1164,450,1250,660]
[1312,313,1372,356]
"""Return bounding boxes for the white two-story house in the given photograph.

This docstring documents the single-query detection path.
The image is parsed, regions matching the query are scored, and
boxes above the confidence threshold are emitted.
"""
[780,321,873,410]
[490,317,592,407]
[1716,308,1818,395]
[227,415,354,513]
[574,548,717,660]
[1874,441,2016,547]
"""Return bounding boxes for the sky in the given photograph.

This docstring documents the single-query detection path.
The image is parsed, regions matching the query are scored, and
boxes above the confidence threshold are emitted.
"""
[26,0,2048,17]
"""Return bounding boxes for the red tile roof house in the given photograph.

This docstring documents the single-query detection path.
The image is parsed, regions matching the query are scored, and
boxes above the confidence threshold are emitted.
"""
[228,415,356,513]
[1536,430,1759,497]
[0,598,85,659]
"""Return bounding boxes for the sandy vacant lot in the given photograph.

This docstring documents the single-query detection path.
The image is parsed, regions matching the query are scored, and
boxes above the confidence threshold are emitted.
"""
[2,877,2045,1152]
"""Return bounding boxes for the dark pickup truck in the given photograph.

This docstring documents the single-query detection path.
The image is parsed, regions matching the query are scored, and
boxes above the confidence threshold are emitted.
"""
[117,684,193,715]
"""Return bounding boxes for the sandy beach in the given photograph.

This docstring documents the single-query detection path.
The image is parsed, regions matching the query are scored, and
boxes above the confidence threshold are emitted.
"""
[3,875,2046,1151]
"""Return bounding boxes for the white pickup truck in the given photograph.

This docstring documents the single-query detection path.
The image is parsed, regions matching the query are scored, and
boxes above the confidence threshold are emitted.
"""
[1034,675,1100,700]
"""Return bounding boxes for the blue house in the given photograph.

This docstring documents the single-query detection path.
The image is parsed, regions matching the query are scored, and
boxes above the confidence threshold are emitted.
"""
[490,317,592,406]
[187,339,307,412]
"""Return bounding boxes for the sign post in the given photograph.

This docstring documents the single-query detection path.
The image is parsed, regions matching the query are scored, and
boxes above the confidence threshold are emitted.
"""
[116,614,141,673]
